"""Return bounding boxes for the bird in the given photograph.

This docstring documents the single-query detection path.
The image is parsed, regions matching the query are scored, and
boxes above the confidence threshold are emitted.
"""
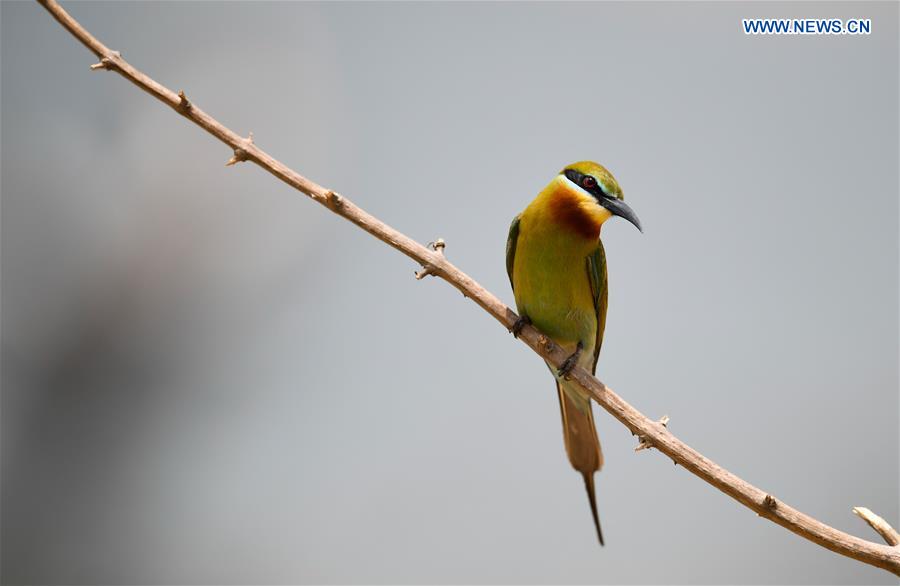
[506,161,642,545]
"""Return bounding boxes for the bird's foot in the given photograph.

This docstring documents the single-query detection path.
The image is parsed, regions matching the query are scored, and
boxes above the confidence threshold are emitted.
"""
[557,341,584,379]
[510,315,531,338]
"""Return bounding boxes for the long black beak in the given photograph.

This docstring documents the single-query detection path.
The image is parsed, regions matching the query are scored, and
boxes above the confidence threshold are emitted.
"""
[601,198,643,232]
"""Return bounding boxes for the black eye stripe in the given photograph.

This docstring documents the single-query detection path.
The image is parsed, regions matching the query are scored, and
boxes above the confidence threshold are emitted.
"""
[564,169,580,185]
[564,169,609,200]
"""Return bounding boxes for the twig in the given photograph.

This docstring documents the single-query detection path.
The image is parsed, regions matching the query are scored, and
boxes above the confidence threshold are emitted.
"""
[35,0,900,576]
[854,507,900,547]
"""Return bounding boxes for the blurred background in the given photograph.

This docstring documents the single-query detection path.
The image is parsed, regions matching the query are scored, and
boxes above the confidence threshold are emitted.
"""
[2,2,897,584]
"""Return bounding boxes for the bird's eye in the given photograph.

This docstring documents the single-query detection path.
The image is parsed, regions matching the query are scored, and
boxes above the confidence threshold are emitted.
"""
[582,176,597,190]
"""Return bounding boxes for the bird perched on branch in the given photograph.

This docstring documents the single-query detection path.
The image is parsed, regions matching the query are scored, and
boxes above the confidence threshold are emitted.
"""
[506,161,642,545]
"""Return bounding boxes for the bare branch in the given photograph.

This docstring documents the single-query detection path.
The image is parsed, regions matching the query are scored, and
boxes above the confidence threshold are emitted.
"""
[34,0,900,576]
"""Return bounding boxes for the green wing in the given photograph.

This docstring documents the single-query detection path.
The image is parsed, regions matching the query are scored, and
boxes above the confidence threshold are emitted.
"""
[586,241,609,374]
[506,215,521,291]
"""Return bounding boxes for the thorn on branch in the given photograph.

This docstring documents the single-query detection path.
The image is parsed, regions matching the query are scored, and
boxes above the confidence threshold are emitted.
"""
[537,335,555,354]
[415,238,446,279]
[853,507,900,546]
[90,50,120,71]
[635,415,670,452]
[226,132,254,166]
[177,90,192,113]
[90,57,112,70]
[325,190,343,211]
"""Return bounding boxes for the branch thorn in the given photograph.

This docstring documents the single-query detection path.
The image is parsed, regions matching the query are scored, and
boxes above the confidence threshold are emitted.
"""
[226,132,254,166]
[90,50,120,71]
[177,90,192,113]
[415,238,446,279]
[325,190,343,211]
[539,335,554,353]
[635,415,670,452]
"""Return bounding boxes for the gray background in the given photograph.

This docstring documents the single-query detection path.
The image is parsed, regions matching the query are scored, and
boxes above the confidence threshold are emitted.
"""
[2,1,897,584]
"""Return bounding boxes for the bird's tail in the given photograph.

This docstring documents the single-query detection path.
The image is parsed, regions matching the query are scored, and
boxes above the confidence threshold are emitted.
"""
[556,381,604,545]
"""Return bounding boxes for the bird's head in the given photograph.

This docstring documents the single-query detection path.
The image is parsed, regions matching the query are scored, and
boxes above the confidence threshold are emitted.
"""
[556,161,642,233]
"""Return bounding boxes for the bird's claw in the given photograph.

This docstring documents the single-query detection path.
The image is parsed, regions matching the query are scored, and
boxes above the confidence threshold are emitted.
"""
[557,355,577,378]
[510,315,531,338]
[556,341,584,378]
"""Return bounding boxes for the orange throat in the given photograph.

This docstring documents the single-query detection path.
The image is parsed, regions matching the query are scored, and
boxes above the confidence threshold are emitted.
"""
[548,189,603,240]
